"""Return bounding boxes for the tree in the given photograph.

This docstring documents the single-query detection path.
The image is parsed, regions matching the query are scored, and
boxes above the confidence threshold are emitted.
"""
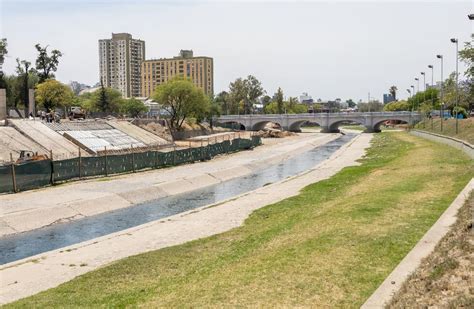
[275,87,284,114]
[228,78,246,114]
[459,34,474,111]
[358,101,384,112]
[121,98,148,117]
[214,91,230,115]
[261,95,272,106]
[152,76,210,130]
[35,79,74,111]
[16,58,37,116]
[346,99,356,108]
[228,75,264,114]
[389,85,397,101]
[243,75,264,114]
[383,100,410,111]
[34,44,62,83]
[0,38,7,83]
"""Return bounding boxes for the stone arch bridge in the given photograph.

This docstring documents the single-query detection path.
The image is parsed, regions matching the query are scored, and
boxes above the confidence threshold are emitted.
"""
[216,112,421,133]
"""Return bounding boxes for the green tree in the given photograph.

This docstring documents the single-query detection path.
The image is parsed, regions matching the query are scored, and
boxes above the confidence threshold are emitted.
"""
[228,78,246,114]
[358,101,384,112]
[34,44,62,83]
[389,85,397,101]
[346,99,356,108]
[121,98,148,117]
[244,75,264,114]
[383,100,410,111]
[261,95,272,106]
[214,91,230,115]
[35,79,74,111]
[228,75,264,114]
[459,34,474,111]
[152,77,210,130]
[275,87,284,114]
[0,38,7,87]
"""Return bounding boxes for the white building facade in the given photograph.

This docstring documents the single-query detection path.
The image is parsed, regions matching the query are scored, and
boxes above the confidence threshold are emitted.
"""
[99,33,145,98]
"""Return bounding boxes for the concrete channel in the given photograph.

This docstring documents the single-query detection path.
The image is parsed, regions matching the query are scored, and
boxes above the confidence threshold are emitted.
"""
[0,134,356,265]
[0,132,372,305]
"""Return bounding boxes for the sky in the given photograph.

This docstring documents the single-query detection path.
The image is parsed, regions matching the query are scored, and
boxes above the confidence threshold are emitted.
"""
[0,0,472,102]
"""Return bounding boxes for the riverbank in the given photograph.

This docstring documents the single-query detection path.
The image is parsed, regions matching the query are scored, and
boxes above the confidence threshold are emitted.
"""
[4,132,472,307]
[0,133,370,305]
[0,132,339,237]
[415,118,474,145]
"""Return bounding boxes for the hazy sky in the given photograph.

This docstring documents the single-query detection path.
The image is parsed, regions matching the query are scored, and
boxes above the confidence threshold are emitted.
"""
[1,0,472,101]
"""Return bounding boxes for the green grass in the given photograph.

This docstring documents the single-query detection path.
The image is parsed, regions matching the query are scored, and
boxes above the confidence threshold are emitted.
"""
[415,118,474,144]
[7,132,473,308]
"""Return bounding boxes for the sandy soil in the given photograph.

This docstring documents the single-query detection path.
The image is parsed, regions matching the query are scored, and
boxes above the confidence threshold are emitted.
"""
[0,133,372,305]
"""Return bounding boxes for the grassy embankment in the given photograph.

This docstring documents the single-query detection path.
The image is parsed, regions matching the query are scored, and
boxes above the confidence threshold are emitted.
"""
[389,193,473,308]
[8,132,473,308]
[415,118,474,144]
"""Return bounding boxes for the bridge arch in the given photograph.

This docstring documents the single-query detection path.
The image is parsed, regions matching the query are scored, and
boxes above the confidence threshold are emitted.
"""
[288,120,320,132]
[217,121,246,131]
[373,118,408,132]
[251,121,282,131]
[327,119,366,133]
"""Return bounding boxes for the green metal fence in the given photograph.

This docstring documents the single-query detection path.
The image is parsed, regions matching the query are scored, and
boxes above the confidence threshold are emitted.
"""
[0,137,261,194]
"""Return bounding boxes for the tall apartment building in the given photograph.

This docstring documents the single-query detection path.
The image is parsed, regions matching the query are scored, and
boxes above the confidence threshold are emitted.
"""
[141,50,213,97]
[99,33,145,98]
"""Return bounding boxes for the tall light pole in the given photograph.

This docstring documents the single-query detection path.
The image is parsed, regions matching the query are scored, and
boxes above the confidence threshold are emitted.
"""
[437,54,444,132]
[428,65,434,128]
[414,78,420,111]
[451,38,459,134]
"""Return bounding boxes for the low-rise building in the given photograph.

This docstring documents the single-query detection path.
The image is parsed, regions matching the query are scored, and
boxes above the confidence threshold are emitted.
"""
[141,50,213,97]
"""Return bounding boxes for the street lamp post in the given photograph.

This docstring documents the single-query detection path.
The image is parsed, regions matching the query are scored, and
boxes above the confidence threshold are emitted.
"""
[421,72,426,127]
[428,65,434,129]
[451,38,459,134]
[437,54,444,132]
[406,89,411,98]
[414,78,420,111]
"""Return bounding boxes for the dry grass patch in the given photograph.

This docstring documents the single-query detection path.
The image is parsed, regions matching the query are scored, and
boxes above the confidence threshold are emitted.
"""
[389,194,474,308]
[7,132,473,308]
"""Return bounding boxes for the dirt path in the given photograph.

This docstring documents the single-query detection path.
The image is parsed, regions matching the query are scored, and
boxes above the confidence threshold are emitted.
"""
[0,134,372,305]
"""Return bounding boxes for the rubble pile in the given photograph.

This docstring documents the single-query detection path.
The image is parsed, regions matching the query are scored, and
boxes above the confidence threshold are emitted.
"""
[256,129,296,138]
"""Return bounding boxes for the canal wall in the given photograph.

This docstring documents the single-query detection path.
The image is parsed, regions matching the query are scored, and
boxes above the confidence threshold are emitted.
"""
[410,130,474,159]
[0,133,341,237]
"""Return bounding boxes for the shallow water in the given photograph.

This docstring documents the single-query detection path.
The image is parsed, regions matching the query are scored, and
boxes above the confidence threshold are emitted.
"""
[0,134,356,265]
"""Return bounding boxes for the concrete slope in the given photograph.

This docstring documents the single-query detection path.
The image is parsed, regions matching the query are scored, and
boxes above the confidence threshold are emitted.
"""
[9,120,81,160]
[0,134,372,305]
[0,127,48,163]
[107,120,169,146]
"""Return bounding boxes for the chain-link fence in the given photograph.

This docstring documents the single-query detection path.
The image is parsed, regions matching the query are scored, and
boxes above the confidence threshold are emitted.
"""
[0,136,262,194]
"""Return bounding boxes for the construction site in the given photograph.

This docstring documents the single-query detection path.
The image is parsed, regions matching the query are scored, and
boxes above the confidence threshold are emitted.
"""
[0,116,260,194]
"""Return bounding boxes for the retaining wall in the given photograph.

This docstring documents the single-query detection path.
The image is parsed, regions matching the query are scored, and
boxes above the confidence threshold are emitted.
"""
[410,130,474,159]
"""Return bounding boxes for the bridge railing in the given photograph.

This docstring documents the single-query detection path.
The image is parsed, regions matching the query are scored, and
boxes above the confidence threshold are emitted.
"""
[217,111,420,120]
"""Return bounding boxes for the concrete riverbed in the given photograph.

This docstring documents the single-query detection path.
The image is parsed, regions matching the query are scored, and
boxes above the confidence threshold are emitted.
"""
[0,132,339,237]
[0,132,372,304]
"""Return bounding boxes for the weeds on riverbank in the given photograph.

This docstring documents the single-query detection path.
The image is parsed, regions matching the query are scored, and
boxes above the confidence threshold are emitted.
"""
[7,132,473,308]
[389,193,473,308]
